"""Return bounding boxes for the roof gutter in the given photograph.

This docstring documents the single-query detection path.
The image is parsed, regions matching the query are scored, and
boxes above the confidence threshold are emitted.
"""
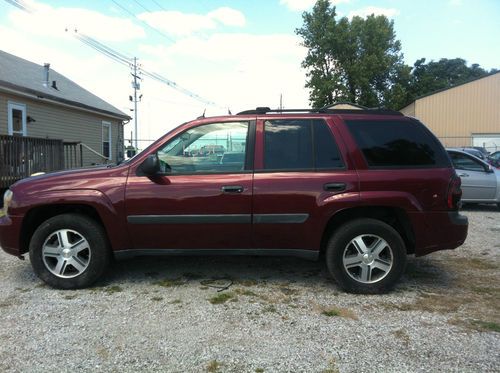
[0,82,131,122]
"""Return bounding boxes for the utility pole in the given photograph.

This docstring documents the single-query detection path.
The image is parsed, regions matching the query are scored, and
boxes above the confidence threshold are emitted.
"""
[131,57,140,150]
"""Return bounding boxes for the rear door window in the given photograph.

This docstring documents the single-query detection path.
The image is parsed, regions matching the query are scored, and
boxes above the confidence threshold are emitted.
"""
[263,119,344,171]
[345,119,449,168]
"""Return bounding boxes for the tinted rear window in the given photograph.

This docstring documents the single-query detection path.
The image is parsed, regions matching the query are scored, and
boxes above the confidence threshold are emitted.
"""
[263,119,344,170]
[345,120,449,168]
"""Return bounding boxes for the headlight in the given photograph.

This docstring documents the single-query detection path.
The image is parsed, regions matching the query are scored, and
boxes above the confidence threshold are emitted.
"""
[1,190,13,217]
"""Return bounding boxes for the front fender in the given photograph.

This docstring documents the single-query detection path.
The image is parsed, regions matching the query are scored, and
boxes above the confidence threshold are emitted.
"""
[14,189,129,252]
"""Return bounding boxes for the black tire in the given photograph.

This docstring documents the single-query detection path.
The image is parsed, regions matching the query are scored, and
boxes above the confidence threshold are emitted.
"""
[29,213,110,289]
[325,218,407,294]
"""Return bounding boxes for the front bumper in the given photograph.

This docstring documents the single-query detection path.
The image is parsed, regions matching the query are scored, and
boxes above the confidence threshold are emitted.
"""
[0,215,23,257]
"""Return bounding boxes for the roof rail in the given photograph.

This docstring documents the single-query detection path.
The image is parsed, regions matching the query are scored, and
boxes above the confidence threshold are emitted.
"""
[236,107,403,116]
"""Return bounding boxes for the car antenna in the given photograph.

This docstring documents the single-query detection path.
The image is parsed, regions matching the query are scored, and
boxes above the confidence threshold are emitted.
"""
[228,108,232,115]
[197,108,206,120]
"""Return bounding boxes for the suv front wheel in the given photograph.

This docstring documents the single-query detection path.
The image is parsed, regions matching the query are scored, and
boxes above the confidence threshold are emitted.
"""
[29,213,110,289]
[326,218,407,294]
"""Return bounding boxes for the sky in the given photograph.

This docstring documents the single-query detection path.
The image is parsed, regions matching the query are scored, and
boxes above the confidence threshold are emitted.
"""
[0,0,499,147]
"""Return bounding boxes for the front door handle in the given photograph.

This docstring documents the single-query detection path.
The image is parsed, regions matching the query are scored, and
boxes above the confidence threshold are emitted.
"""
[324,182,346,192]
[221,185,244,193]
[458,173,469,177]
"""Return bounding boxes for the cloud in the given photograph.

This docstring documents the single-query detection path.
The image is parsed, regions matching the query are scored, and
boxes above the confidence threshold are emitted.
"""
[7,0,145,42]
[208,7,246,27]
[348,6,399,19]
[137,7,246,37]
[280,0,349,11]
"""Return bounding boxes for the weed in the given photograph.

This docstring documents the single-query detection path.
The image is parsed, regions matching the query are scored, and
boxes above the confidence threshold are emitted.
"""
[321,306,357,320]
[104,285,123,294]
[279,287,299,296]
[208,292,235,305]
[170,299,182,304]
[391,329,410,346]
[322,358,340,373]
[154,278,184,287]
[206,360,221,372]
[262,305,277,313]
[15,287,31,293]
[234,288,258,297]
[151,296,163,302]
[255,368,265,373]
[64,294,78,300]
[471,320,500,332]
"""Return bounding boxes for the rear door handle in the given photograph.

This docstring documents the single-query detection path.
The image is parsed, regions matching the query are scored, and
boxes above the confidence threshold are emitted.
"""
[323,182,346,192]
[221,185,244,193]
[458,173,469,177]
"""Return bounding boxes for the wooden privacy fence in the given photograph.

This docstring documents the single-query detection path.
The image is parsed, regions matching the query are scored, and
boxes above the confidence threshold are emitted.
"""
[0,135,81,188]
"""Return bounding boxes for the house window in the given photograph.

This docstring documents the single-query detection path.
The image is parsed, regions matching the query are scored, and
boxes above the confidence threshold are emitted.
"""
[8,102,27,136]
[102,121,112,160]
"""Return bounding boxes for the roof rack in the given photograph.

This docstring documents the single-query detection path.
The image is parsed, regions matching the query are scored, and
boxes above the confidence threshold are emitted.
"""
[236,106,403,116]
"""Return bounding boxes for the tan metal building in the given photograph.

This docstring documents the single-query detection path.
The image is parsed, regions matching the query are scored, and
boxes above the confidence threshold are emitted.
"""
[400,71,500,152]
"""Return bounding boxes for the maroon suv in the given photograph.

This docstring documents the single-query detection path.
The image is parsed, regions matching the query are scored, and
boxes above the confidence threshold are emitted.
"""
[0,108,468,293]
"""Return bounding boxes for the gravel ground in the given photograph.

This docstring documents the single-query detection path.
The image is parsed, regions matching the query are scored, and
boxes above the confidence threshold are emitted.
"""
[1,206,499,372]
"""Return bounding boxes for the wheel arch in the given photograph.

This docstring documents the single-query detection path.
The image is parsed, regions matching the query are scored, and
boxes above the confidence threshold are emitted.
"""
[320,206,415,256]
[19,190,129,255]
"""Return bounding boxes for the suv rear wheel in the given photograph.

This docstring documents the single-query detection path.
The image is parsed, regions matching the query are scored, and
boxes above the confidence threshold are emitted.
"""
[29,213,110,289]
[326,218,406,294]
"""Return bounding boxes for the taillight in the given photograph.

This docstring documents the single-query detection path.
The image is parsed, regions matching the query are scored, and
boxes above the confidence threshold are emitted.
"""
[447,175,462,209]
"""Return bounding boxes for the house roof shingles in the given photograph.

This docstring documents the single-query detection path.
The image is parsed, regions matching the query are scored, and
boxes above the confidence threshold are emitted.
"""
[0,50,129,120]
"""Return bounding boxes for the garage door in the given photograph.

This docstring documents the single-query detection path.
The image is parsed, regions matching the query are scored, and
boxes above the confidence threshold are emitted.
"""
[472,134,500,153]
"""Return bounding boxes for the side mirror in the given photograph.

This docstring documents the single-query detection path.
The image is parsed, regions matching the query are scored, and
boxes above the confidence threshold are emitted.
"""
[140,154,160,175]
[486,164,495,173]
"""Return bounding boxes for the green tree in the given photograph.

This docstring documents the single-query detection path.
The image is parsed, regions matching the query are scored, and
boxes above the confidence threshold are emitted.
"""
[410,58,494,99]
[296,0,405,108]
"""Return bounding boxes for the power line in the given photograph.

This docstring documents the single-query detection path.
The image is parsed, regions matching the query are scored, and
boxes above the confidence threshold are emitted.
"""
[72,31,132,68]
[3,0,32,12]
[109,0,176,44]
[149,0,167,11]
[71,31,218,107]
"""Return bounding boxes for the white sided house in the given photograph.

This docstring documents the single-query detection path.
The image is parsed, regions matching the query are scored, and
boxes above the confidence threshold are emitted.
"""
[0,50,130,187]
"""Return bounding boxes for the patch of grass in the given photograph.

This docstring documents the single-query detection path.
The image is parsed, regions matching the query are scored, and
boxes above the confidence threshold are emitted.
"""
[321,306,358,320]
[170,299,182,304]
[104,285,123,295]
[449,318,500,333]
[234,288,258,297]
[262,305,277,313]
[151,296,163,302]
[15,287,31,293]
[391,329,410,346]
[465,258,497,270]
[154,278,184,287]
[208,292,235,305]
[255,368,264,373]
[322,358,340,373]
[64,294,78,300]
[470,320,500,333]
[279,287,299,296]
[206,360,221,372]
